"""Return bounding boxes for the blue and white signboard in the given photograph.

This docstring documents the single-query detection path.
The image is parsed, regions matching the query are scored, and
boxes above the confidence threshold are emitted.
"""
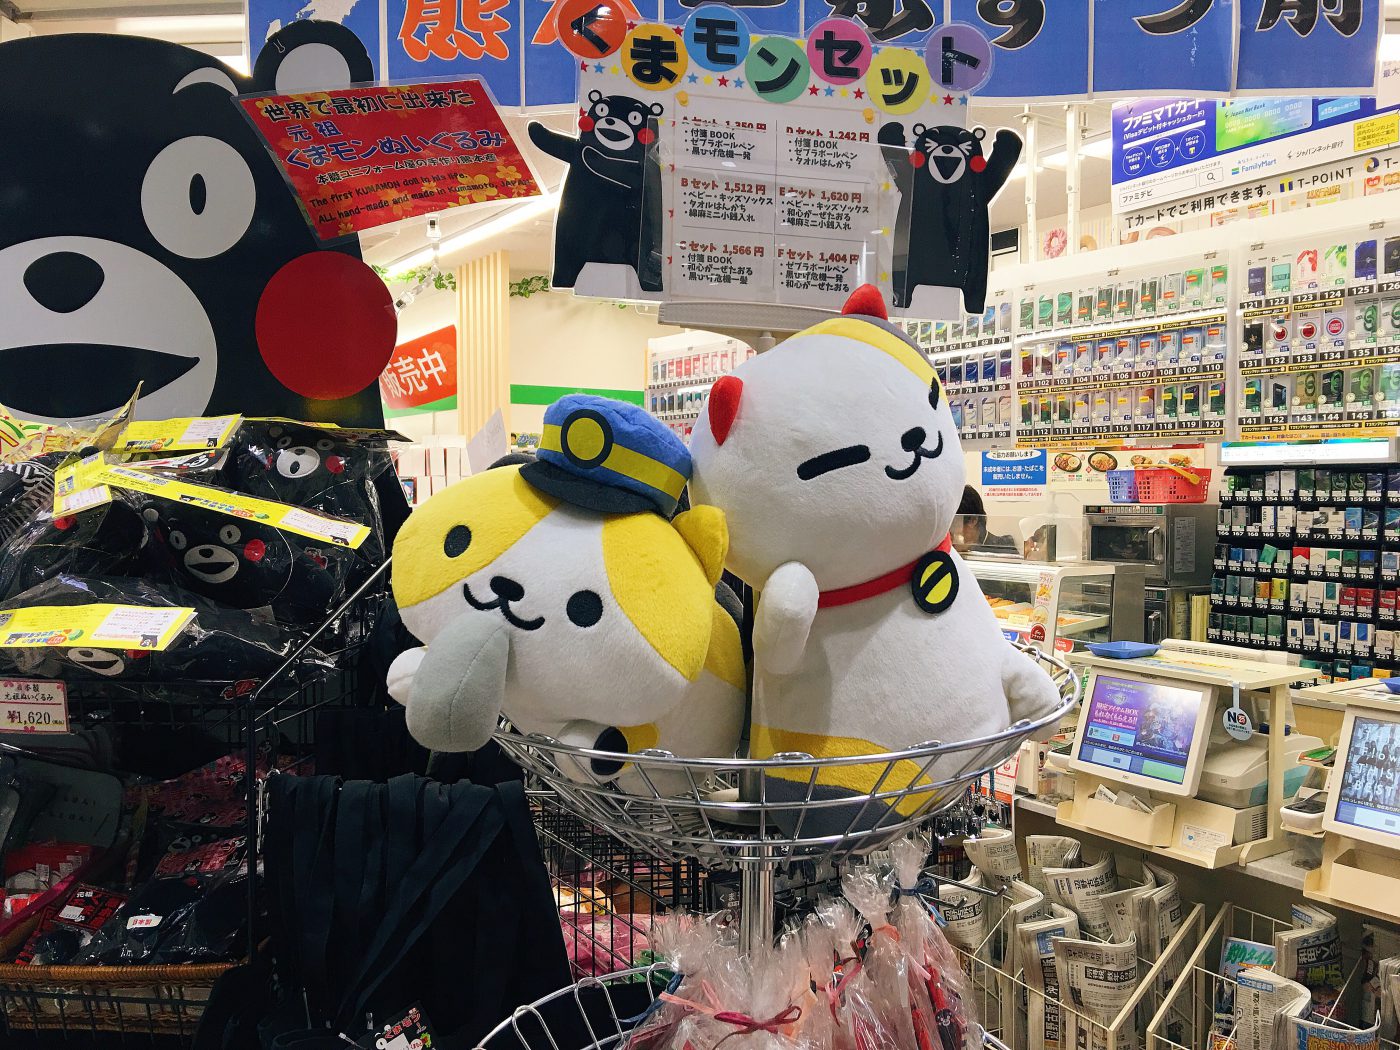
[982,449,1048,498]
[1093,0,1236,96]
[246,0,1381,115]
[1113,94,1400,211]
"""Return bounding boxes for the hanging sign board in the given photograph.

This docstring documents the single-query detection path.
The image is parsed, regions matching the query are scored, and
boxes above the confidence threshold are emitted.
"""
[1113,95,1400,213]
[254,0,1381,109]
[380,326,459,415]
[238,79,541,239]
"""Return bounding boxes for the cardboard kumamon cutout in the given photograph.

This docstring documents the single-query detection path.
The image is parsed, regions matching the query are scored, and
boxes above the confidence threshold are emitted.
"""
[528,91,666,299]
[0,23,396,426]
[879,122,1021,318]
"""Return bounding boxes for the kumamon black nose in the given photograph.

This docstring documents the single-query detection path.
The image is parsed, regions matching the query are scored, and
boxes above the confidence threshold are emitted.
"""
[489,575,524,603]
[23,252,105,313]
[901,426,927,452]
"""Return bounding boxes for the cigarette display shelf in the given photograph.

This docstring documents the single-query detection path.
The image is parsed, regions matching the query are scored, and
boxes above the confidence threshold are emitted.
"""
[1208,465,1400,681]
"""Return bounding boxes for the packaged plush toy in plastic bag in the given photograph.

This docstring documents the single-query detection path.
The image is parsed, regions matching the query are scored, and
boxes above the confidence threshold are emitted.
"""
[818,899,892,1050]
[667,944,811,1050]
[0,575,317,682]
[889,835,977,1050]
[626,913,727,1050]
[842,863,920,1050]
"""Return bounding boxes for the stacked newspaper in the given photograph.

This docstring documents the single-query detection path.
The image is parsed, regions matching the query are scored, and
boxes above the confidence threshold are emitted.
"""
[1053,934,1141,1050]
[1230,965,1311,1050]
[1045,852,1119,940]
[1281,1015,1380,1049]
[1274,905,1345,1020]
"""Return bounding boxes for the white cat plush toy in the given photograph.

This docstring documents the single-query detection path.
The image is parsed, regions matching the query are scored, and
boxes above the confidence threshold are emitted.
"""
[690,285,1060,829]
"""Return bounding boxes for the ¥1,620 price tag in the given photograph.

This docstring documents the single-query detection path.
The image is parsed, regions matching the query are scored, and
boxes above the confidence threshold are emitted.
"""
[0,678,69,734]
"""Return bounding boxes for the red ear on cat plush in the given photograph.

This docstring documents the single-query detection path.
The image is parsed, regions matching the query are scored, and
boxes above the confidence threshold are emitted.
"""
[841,283,888,321]
[708,375,743,446]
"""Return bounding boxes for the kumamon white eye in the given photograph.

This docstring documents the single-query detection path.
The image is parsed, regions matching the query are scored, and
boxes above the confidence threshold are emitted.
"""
[142,136,255,260]
[219,524,241,545]
[628,111,643,126]
[595,103,609,118]
[169,530,187,551]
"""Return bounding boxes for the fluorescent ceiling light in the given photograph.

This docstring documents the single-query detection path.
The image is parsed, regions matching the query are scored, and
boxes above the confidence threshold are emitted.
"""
[111,15,245,33]
[1042,137,1114,166]
[385,191,561,275]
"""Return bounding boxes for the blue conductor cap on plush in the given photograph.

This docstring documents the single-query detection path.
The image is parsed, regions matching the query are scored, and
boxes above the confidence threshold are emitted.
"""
[520,394,692,517]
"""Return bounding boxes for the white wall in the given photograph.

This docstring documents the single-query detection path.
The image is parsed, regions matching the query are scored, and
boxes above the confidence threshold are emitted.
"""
[385,285,457,441]
[508,290,682,433]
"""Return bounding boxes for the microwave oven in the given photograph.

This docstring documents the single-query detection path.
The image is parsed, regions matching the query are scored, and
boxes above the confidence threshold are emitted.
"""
[1082,503,1218,587]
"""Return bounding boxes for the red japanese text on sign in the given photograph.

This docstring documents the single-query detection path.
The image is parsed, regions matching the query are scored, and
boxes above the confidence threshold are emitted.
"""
[238,80,541,240]
[380,326,459,413]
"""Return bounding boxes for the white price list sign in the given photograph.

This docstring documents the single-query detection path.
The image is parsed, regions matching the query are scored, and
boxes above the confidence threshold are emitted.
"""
[0,678,69,734]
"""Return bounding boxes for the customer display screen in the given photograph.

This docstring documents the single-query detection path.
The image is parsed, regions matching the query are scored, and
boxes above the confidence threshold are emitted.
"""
[1077,675,1205,785]
[1335,717,1400,839]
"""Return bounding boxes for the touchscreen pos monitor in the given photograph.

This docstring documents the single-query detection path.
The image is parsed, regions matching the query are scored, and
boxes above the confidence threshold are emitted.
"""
[1069,670,1216,797]
[1323,706,1400,850]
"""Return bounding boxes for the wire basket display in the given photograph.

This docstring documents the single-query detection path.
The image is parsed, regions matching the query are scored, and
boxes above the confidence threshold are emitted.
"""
[1146,903,1399,1050]
[472,963,1014,1050]
[497,645,1078,871]
[955,874,1207,1050]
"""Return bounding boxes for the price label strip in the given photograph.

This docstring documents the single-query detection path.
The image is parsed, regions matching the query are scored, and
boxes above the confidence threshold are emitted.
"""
[0,678,69,734]
[54,457,370,549]
[114,415,243,454]
[0,603,195,650]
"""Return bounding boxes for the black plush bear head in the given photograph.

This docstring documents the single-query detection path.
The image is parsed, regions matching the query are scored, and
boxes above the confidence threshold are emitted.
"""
[579,91,665,160]
[0,497,151,602]
[0,24,393,426]
[909,125,987,185]
[140,501,349,625]
[227,421,379,514]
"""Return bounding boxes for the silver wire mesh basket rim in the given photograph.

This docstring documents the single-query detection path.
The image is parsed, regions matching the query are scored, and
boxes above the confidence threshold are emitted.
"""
[492,643,1077,775]
[491,644,1078,868]
[473,963,1010,1050]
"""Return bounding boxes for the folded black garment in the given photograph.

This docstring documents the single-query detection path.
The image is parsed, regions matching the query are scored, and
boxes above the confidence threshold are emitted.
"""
[263,775,571,1049]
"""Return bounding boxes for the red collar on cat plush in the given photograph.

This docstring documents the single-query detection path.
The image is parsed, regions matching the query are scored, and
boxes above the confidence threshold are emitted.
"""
[817,535,953,609]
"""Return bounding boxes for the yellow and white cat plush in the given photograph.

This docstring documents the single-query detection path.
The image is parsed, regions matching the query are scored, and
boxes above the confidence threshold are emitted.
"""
[690,286,1060,828]
[388,396,745,793]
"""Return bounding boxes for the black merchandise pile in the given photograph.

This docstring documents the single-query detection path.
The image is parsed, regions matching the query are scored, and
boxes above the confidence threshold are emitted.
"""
[7,753,267,969]
[0,417,399,685]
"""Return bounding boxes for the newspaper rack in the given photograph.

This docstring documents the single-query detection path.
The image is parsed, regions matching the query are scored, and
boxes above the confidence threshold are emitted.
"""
[1145,903,1400,1050]
[1059,650,1317,869]
[953,872,1207,1050]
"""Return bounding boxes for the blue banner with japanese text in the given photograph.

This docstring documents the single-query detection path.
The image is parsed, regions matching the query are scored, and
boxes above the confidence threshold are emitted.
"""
[1093,0,1237,95]
[1237,0,1382,92]
[245,0,1383,109]
[949,0,1089,99]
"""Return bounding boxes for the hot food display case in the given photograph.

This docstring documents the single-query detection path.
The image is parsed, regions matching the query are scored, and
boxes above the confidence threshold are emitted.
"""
[964,558,1145,655]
